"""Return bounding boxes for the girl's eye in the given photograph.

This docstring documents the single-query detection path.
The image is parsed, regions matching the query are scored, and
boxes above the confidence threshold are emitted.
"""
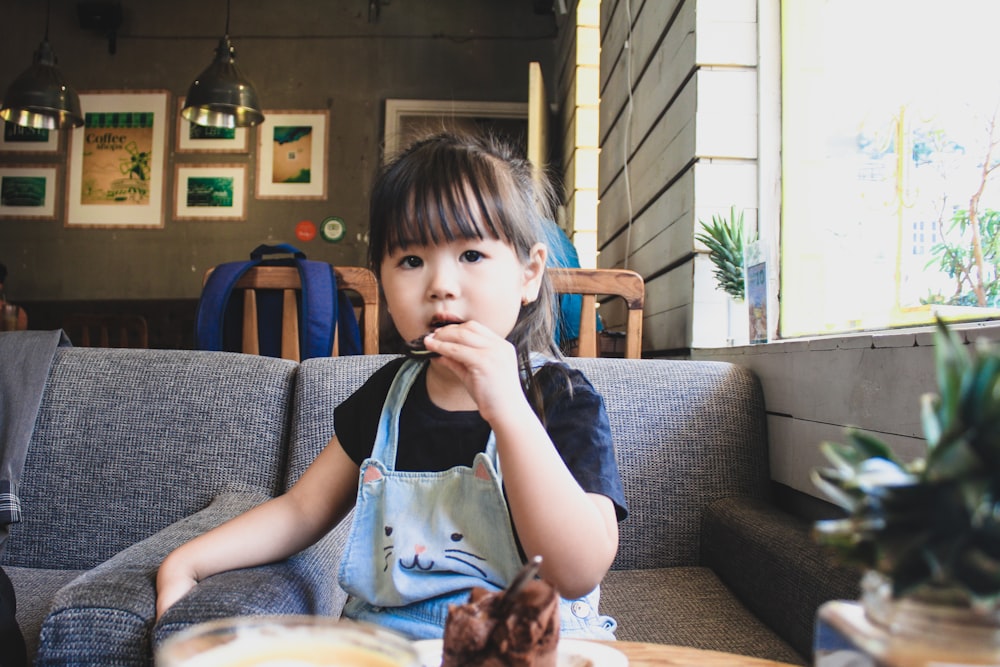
[461,250,484,263]
[400,255,422,268]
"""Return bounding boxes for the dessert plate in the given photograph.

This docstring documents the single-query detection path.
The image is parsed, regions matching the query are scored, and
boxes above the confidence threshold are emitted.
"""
[412,638,629,667]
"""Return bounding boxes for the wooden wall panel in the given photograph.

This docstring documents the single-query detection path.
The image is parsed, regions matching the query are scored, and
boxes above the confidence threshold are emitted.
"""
[599,76,697,254]
[599,1,691,162]
[644,302,691,352]
[696,69,758,159]
[695,0,758,66]
[598,0,763,353]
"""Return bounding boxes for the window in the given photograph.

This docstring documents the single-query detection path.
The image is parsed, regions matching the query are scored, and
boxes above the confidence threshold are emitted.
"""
[780,1,1000,337]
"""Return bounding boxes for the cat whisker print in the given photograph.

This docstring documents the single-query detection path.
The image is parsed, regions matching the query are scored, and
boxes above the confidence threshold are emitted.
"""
[444,550,494,581]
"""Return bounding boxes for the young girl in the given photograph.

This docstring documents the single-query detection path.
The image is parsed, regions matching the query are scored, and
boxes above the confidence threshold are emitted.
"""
[156,131,627,640]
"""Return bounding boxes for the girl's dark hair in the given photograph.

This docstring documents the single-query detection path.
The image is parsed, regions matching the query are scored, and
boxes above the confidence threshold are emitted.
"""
[369,131,565,412]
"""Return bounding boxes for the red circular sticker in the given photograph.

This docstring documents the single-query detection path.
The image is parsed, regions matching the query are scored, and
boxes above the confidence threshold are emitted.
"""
[295,220,317,242]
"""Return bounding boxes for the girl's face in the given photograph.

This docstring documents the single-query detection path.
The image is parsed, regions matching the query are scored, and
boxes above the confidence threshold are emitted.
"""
[380,234,547,345]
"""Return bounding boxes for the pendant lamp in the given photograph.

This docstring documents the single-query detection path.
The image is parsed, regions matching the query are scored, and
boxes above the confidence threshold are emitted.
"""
[0,0,84,130]
[181,0,263,128]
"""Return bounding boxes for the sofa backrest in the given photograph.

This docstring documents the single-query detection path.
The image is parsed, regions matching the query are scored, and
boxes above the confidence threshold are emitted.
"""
[287,355,771,572]
[2,348,298,570]
[567,358,771,570]
[285,354,400,488]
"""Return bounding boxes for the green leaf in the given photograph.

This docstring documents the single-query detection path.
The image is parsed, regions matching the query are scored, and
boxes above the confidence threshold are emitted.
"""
[844,429,901,463]
[925,435,983,483]
[934,318,969,421]
[921,393,943,448]
[811,467,865,511]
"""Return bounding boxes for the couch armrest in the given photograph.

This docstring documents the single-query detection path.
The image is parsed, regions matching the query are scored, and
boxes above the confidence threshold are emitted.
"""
[153,511,353,648]
[700,496,862,661]
[35,489,270,666]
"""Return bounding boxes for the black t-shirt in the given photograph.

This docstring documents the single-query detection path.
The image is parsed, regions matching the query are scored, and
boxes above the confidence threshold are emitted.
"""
[334,357,628,520]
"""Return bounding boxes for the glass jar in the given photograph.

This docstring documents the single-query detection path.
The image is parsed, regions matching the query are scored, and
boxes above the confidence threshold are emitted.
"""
[820,571,1000,667]
[156,615,420,667]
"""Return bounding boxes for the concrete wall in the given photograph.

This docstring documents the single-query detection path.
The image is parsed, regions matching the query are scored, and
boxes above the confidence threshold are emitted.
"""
[0,0,556,302]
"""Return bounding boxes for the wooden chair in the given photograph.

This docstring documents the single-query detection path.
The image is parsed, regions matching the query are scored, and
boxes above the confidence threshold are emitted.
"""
[202,265,380,361]
[548,268,645,359]
[62,314,150,349]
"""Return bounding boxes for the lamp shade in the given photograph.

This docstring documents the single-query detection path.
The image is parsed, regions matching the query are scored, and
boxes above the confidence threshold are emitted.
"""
[0,41,83,130]
[181,36,263,129]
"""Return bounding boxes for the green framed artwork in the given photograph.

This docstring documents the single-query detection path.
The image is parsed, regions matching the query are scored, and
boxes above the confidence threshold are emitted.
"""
[256,110,328,199]
[175,97,249,153]
[174,164,247,220]
[66,90,169,229]
[0,165,59,219]
[0,119,60,153]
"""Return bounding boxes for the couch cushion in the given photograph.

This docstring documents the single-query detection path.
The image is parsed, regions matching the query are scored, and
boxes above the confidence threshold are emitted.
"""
[32,490,269,666]
[601,566,805,665]
[287,354,402,487]
[2,348,297,571]
[6,565,83,664]
[701,496,862,661]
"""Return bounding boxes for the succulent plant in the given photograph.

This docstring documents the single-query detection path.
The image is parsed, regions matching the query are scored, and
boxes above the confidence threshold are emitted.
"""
[812,319,1000,609]
[696,207,746,300]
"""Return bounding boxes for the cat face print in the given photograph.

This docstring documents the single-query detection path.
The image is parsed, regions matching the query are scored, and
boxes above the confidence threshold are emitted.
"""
[361,455,518,594]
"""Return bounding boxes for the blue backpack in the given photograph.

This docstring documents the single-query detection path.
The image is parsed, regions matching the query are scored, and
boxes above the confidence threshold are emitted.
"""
[195,244,362,359]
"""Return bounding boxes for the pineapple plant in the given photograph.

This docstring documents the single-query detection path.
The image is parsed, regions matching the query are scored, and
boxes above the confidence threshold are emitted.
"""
[696,207,747,300]
[812,318,1000,610]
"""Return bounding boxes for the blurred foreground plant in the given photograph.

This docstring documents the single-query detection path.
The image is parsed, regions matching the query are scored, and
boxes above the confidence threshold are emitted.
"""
[813,319,1000,609]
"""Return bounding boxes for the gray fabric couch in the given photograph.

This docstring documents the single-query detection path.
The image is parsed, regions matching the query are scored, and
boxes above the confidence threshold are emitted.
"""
[3,345,860,665]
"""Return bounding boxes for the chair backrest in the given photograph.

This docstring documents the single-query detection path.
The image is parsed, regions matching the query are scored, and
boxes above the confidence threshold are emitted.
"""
[202,265,379,360]
[548,268,644,359]
[62,314,149,349]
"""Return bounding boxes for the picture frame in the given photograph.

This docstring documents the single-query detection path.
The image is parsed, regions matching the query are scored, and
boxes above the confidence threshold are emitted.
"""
[0,119,61,153]
[256,110,328,199]
[175,97,249,153]
[174,163,247,221]
[383,99,528,161]
[0,164,59,219]
[66,90,170,229]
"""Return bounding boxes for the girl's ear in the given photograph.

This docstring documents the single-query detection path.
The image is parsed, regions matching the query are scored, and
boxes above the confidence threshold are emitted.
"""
[522,242,548,305]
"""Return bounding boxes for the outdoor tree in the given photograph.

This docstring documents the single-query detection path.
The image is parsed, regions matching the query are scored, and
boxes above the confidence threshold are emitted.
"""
[927,107,1000,306]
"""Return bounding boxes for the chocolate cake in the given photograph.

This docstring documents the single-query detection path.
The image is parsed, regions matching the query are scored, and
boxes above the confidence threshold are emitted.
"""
[441,579,560,667]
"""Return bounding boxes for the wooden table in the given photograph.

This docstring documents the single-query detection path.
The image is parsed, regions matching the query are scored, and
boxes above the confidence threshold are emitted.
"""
[598,641,801,667]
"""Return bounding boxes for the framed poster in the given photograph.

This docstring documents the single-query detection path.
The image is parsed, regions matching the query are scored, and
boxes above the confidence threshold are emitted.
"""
[0,164,59,219]
[0,119,60,153]
[383,99,528,161]
[175,97,249,153]
[174,163,247,220]
[65,90,170,229]
[256,110,328,199]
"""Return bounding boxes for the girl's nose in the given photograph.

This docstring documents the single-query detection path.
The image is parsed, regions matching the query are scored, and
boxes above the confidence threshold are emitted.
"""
[426,265,459,300]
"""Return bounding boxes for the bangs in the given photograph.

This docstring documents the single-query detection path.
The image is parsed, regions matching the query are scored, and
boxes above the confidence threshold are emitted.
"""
[370,141,518,264]
[388,179,505,253]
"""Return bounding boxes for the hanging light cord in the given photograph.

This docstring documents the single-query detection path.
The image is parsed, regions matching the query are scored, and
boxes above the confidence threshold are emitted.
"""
[44,0,51,42]
[224,0,231,36]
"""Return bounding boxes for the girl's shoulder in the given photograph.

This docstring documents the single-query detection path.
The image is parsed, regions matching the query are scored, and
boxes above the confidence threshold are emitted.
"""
[344,356,409,403]
[535,360,601,402]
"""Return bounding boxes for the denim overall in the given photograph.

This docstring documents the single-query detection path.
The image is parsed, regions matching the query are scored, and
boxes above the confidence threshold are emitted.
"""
[338,358,616,640]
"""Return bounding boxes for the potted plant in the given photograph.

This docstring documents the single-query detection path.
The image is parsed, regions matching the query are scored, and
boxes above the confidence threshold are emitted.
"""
[697,207,754,344]
[812,319,1000,664]
[696,206,746,301]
